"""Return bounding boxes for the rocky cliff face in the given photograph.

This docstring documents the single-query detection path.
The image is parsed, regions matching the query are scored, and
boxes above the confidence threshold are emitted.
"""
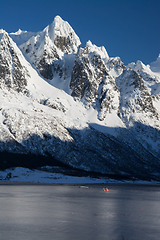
[70,41,125,121]
[0,16,160,180]
[0,30,29,93]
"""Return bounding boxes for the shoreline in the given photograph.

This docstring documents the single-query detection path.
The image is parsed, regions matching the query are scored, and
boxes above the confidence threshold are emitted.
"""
[0,181,160,186]
[1,167,160,185]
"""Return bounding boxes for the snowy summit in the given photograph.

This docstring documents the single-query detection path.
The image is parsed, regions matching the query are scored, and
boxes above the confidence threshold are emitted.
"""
[0,16,160,182]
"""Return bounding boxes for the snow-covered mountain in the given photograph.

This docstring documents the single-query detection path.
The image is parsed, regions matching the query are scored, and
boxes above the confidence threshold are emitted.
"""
[0,16,160,181]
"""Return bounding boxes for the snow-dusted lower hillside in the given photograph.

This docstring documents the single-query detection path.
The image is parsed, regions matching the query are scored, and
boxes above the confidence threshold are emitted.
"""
[0,16,160,181]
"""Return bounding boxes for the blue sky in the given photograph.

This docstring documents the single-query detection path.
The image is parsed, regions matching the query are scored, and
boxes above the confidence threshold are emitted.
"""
[0,0,159,65]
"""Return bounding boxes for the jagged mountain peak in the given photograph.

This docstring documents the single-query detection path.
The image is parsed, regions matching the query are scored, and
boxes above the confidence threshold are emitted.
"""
[45,15,73,36]
[127,60,150,72]
[134,60,147,71]
[43,15,81,53]
[84,40,109,61]
[18,16,81,80]
[127,56,160,81]
[12,29,28,35]
[0,29,6,34]
[0,29,9,40]
[1,17,160,181]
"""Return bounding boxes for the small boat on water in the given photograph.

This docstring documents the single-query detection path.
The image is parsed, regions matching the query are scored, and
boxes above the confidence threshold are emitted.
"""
[103,187,109,192]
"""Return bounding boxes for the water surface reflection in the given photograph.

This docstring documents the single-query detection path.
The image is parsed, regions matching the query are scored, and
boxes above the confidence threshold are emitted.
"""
[0,184,160,240]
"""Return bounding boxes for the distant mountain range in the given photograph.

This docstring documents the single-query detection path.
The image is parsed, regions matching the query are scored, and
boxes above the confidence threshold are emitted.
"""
[0,16,160,181]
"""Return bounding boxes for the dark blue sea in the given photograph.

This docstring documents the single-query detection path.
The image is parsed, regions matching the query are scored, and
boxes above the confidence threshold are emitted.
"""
[0,183,160,240]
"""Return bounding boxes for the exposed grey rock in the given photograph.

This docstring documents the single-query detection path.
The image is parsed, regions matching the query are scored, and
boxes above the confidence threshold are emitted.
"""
[0,31,29,93]
[70,44,121,120]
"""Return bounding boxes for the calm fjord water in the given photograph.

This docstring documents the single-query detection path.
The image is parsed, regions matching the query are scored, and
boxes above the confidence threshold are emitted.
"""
[0,183,160,240]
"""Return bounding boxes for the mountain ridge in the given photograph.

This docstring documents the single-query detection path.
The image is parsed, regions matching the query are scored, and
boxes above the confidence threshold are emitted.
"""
[0,16,160,181]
